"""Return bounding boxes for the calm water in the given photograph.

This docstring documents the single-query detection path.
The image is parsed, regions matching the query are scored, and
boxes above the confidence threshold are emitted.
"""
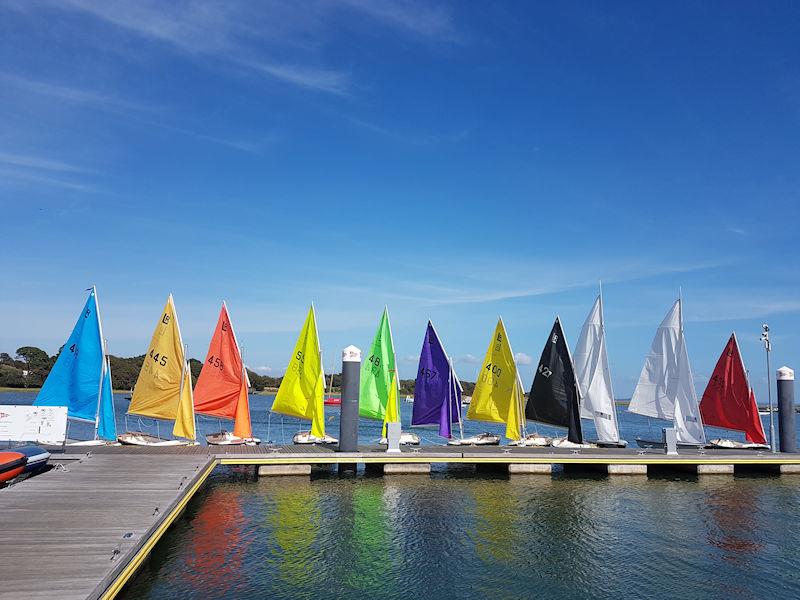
[0,390,791,445]
[115,467,800,600]
[3,391,800,598]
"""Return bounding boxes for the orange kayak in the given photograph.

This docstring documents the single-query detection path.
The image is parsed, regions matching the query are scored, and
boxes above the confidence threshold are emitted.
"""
[0,451,26,483]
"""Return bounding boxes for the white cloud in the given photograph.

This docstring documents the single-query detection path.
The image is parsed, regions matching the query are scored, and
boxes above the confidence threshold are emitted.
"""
[456,353,481,365]
[250,365,273,373]
[514,352,533,365]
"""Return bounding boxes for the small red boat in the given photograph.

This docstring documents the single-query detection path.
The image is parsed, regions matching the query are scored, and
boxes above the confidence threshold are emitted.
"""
[324,396,341,406]
[0,451,26,484]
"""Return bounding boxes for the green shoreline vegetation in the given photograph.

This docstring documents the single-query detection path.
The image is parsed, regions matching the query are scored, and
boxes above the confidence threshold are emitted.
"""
[0,346,476,397]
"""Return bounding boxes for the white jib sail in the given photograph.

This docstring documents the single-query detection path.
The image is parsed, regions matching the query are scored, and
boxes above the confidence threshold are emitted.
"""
[574,296,620,443]
[628,299,705,444]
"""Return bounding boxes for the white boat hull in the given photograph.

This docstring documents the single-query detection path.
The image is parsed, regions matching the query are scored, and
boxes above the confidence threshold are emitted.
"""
[549,437,596,449]
[378,433,420,446]
[708,438,770,450]
[117,433,197,446]
[292,431,339,445]
[449,433,501,446]
[509,434,551,447]
[205,431,260,446]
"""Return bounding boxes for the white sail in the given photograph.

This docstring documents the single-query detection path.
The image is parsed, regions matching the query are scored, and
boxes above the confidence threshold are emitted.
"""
[628,299,705,444]
[573,295,620,443]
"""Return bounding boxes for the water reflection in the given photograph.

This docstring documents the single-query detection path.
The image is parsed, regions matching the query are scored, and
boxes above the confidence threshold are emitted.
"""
[120,467,800,600]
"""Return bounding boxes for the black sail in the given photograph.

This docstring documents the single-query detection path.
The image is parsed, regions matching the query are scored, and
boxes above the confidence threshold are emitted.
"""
[526,317,583,443]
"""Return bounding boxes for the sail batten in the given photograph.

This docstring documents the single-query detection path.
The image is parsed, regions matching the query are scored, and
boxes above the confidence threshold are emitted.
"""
[466,318,522,441]
[527,317,583,444]
[573,296,620,443]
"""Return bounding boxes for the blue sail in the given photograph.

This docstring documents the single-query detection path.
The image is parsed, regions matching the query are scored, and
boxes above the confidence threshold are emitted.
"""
[35,290,103,422]
[97,357,117,441]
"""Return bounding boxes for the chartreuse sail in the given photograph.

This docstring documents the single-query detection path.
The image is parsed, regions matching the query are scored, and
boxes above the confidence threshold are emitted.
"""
[35,286,116,440]
[466,318,523,441]
[272,305,326,438]
[360,307,397,421]
[128,294,196,440]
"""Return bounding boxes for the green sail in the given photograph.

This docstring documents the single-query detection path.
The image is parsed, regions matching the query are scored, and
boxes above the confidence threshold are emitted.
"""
[359,307,396,420]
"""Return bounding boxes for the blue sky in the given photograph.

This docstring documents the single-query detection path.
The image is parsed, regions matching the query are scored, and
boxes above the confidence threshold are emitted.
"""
[1,1,798,400]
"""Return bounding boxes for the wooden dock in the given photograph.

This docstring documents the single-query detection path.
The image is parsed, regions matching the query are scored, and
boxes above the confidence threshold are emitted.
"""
[2,444,800,599]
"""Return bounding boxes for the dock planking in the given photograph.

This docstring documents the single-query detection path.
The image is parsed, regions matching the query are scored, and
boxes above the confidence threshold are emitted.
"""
[0,453,214,600]
[3,444,800,600]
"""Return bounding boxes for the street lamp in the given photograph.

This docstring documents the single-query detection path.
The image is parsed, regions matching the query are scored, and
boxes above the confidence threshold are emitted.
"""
[761,324,776,452]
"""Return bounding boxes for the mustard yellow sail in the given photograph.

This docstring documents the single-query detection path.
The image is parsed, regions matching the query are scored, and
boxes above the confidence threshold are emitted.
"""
[128,294,196,440]
[381,372,399,437]
[466,318,522,440]
[272,305,325,438]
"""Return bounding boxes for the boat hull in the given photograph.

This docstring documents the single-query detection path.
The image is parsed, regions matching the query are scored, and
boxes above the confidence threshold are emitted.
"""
[206,432,260,446]
[378,433,420,446]
[292,431,339,445]
[634,437,704,450]
[707,438,770,450]
[117,433,197,446]
[0,452,26,483]
[13,445,50,474]
[449,433,501,446]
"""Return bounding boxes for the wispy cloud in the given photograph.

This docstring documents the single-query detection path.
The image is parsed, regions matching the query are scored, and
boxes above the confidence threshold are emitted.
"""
[0,151,94,192]
[247,61,352,96]
[336,0,460,41]
[0,73,158,114]
[344,115,469,145]
[514,352,533,365]
[456,353,481,365]
[0,151,89,174]
[250,365,273,373]
[0,167,94,192]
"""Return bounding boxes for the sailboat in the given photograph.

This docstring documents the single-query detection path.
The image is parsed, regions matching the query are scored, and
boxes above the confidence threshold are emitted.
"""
[526,317,587,448]
[463,317,524,446]
[411,321,463,441]
[119,294,197,446]
[701,333,768,449]
[272,305,337,445]
[360,307,419,445]
[324,366,340,406]
[573,293,626,447]
[628,297,705,449]
[194,302,259,445]
[34,287,117,445]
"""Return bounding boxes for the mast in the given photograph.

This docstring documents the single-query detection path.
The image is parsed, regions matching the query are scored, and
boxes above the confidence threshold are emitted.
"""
[92,285,105,440]
[598,281,621,442]
[172,294,196,439]
[499,316,525,439]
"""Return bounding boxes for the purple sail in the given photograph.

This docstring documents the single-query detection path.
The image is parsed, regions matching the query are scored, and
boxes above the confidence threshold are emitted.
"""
[413,321,461,438]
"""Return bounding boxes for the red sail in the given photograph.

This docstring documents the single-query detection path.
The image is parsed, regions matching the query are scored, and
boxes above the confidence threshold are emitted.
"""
[194,303,252,438]
[700,333,766,444]
[745,388,767,444]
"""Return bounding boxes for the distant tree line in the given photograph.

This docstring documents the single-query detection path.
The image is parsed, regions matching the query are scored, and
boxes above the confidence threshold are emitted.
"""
[0,346,477,396]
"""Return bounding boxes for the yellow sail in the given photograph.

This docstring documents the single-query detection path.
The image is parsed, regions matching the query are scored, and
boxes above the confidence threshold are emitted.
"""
[381,372,399,437]
[128,294,196,440]
[466,318,522,440]
[272,305,325,438]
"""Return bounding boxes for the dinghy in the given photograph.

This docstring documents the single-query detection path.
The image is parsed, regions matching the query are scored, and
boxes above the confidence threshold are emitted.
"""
[272,305,336,445]
[465,318,524,445]
[412,321,464,443]
[628,297,706,449]
[508,433,551,447]
[194,302,259,446]
[700,333,768,450]
[119,294,197,446]
[526,317,584,446]
[34,287,117,445]
[0,451,26,484]
[449,433,502,446]
[360,307,412,444]
[573,291,627,447]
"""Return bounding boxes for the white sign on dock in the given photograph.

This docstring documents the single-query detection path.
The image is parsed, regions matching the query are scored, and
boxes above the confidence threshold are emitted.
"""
[0,405,68,444]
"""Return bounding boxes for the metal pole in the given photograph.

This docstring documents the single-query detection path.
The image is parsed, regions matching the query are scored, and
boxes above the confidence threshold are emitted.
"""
[777,366,796,453]
[338,345,361,474]
[762,324,776,452]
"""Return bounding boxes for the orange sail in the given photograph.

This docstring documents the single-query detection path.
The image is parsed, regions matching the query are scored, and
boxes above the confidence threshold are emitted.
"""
[194,302,252,438]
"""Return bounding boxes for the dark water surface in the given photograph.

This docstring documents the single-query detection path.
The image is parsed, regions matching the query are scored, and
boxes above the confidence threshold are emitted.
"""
[117,466,800,600]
